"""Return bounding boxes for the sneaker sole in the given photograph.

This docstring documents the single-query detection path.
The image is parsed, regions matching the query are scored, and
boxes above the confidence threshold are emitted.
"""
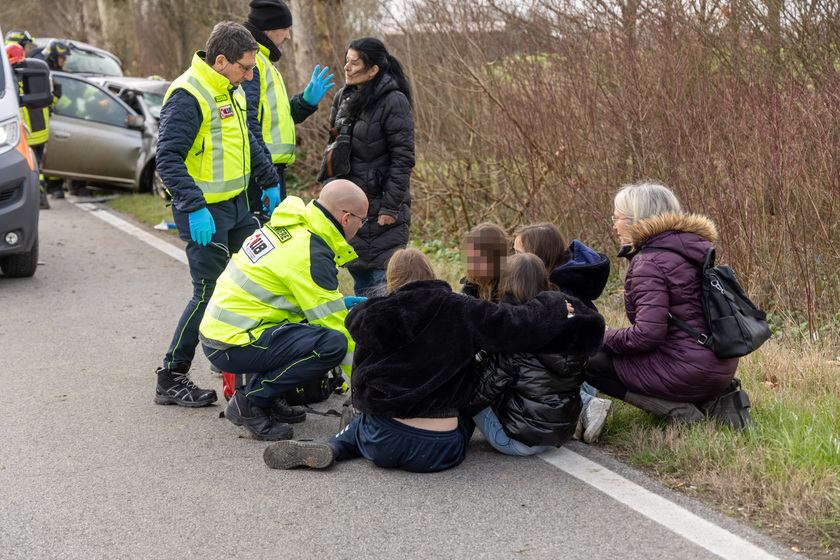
[263,440,334,469]
[273,411,307,424]
[154,393,217,408]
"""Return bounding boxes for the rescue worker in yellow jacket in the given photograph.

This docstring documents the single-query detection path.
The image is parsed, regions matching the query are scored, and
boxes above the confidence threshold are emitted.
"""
[241,0,334,216]
[199,179,368,440]
[153,22,281,408]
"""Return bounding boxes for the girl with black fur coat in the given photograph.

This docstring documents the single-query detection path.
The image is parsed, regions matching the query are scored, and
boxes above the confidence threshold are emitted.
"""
[264,248,601,473]
[467,254,606,455]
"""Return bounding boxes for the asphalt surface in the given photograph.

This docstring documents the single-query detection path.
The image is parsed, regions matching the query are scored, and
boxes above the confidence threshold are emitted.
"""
[0,198,801,559]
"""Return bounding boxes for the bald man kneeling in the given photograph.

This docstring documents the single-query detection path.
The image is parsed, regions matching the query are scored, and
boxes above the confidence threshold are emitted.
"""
[198,180,369,441]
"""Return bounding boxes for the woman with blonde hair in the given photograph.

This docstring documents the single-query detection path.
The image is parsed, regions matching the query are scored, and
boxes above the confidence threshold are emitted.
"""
[264,248,583,472]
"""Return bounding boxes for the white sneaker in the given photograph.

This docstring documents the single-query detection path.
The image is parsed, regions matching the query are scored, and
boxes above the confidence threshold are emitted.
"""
[582,398,611,444]
[572,417,583,440]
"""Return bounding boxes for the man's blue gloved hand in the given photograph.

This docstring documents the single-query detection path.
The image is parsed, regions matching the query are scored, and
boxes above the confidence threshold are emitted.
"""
[263,185,282,215]
[303,65,335,105]
[344,296,367,309]
[188,207,215,246]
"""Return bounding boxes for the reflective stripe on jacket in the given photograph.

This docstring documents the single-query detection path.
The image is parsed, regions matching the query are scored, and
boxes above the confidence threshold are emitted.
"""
[17,80,49,145]
[255,44,295,165]
[164,52,250,203]
[199,196,357,372]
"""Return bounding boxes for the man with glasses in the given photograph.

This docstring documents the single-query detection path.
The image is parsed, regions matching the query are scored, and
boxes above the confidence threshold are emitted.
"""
[242,0,335,219]
[153,21,281,408]
[199,180,368,440]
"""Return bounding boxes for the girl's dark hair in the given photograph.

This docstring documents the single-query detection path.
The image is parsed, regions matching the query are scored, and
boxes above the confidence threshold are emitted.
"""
[515,223,570,272]
[344,37,412,117]
[502,253,551,304]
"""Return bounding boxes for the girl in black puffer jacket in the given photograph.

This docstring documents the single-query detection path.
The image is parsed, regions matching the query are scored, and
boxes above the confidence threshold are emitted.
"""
[468,254,605,455]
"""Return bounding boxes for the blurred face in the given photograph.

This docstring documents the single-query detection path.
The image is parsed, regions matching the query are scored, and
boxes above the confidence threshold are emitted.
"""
[56,55,66,68]
[612,207,632,244]
[344,49,378,86]
[216,50,257,87]
[265,27,291,50]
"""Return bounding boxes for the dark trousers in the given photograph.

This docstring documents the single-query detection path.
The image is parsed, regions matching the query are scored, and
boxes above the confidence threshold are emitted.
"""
[164,191,259,372]
[328,413,474,473]
[582,351,629,400]
[203,322,347,408]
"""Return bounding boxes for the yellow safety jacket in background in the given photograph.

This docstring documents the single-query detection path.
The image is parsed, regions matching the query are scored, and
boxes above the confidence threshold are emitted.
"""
[254,43,295,166]
[17,81,49,146]
[199,196,357,375]
[164,52,250,203]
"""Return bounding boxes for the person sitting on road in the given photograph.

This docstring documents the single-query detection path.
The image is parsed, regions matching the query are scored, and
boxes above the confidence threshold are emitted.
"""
[459,222,510,302]
[467,253,605,456]
[199,180,367,441]
[262,247,587,473]
[583,181,747,426]
[512,222,613,443]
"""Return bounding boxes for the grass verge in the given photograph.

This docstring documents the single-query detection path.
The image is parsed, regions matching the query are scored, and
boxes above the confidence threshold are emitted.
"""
[107,194,177,236]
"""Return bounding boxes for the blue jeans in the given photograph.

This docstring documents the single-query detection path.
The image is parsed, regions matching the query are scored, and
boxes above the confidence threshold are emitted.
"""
[472,407,553,456]
[328,413,474,473]
[203,322,347,408]
[580,381,597,407]
[348,268,387,298]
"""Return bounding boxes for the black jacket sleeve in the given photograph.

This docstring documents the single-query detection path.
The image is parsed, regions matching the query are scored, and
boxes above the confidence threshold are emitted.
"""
[289,92,318,124]
[379,91,415,217]
[155,89,206,213]
[249,128,280,189]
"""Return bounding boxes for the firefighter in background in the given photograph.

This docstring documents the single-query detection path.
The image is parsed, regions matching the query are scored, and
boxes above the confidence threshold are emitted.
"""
[5,41,52,209]
[4,30,33,51]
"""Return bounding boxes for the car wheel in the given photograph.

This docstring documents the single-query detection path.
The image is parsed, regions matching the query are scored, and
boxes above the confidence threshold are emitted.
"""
[1,234,38,278]
[152,169,170,200]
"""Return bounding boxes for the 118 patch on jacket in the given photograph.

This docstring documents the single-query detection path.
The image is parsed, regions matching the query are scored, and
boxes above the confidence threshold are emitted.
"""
[243,229,275,263]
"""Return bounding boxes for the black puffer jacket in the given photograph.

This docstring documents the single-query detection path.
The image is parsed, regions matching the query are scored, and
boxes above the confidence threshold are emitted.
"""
[467,296,605,448]
[325,73,415,269]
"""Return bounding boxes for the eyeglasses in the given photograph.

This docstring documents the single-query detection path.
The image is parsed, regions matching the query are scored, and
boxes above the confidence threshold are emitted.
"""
[233,59,256,72]
[343,210,369,226]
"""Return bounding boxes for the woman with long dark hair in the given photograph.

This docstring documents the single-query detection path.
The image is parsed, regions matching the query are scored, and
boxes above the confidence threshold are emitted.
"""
[319,37,415,297]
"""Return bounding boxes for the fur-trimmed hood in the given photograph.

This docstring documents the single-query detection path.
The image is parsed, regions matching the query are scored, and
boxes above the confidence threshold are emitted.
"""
[626,212,717,250]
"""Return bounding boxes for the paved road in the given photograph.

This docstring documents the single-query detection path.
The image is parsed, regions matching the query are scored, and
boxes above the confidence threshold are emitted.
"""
[0,199,799,559]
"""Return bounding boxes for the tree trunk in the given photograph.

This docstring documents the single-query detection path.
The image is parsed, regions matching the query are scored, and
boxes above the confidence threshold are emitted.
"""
[288,0,346,93]
[96,0,140,74]
[81,0,103,47]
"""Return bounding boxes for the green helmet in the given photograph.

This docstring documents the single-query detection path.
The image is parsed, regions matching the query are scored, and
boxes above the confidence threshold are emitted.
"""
[4,30,33,47]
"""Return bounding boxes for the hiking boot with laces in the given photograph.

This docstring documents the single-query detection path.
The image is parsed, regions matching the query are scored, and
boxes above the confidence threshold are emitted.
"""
[263,440,335,469]
[270,398,306,424]
[225,390,293,441]
[154,367,218,407]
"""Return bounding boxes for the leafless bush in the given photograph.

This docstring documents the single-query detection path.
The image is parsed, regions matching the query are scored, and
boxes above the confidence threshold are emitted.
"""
[388,0,840,337]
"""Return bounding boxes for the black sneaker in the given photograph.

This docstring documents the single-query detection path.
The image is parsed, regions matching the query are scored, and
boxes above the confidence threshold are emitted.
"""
[154,367,218,407]
[263,440,335,469]
[49,190,65,199]
[339,397,359,432]
[700,378,754,432]
[225,390,293,441]
[270,398,306,424]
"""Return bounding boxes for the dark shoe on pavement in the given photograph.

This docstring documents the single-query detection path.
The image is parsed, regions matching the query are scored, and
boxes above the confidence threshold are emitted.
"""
[270,398,307,424]
[225,390,293,441]
[339,398,359,432]
[154,367,218,407]
[49,189,65,199]
[39,190,50,209]
[263,440,335,469]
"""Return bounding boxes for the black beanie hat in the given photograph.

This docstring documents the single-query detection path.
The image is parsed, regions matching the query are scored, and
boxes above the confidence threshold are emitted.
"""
[248,0,293,30]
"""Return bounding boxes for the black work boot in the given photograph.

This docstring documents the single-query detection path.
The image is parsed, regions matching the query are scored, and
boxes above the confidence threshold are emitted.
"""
[225,390,293,441]
[270,398,306,424]
[263,440,335,470]
[154,367,218,407]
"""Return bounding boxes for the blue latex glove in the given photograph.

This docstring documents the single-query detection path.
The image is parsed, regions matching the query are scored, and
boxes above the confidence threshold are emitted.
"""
[302,65,335,106]
[262,185,282,215]
[188,207,215,246]
[344,296,367,309]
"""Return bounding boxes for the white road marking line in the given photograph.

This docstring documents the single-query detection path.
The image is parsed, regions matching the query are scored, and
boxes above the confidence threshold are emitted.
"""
[76,202,780,560]
[76,203,188,265]
[541,448,780,560]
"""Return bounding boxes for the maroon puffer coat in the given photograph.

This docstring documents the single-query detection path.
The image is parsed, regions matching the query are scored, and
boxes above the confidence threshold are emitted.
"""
[603,212,738,402]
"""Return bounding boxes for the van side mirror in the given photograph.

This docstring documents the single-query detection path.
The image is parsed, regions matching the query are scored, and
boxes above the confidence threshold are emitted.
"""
[126,114,145,129]
[14,59,53,110]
